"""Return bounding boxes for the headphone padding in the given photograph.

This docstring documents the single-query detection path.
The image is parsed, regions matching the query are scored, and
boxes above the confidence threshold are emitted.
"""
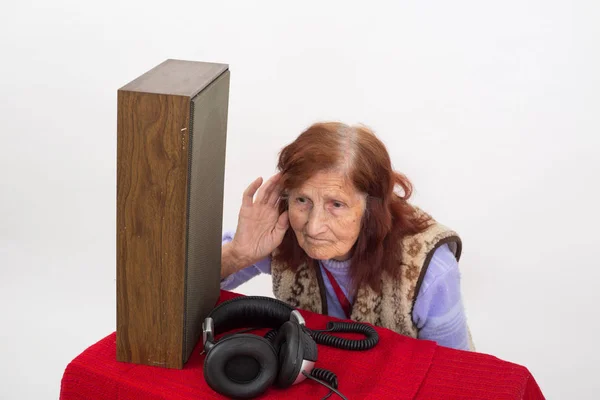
[272,321,303,388]
[203,334,278,399]
[300,328,318,362]
[208,296,295,336]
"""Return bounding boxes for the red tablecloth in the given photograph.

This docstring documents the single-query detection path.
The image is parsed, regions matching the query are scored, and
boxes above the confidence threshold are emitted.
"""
[60,290,544,399]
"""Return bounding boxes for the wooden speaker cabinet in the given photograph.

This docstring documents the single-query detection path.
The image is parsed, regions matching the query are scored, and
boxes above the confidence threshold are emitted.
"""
[116,59,230,369]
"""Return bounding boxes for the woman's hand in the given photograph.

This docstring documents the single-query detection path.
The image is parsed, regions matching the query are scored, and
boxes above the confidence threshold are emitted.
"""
[230,173,289,268]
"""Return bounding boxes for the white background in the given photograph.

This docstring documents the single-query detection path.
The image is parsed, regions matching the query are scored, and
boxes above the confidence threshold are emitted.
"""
[1,1,599,399]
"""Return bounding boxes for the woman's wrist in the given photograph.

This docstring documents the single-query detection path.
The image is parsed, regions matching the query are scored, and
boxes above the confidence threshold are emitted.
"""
[221,241,252,279]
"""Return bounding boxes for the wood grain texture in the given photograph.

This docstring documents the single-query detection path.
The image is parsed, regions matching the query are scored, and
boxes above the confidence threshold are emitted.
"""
[116,59,229,370]
[116,90,190,369]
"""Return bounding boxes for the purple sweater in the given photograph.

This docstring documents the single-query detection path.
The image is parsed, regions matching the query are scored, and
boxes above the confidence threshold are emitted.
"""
[220,231,470,350]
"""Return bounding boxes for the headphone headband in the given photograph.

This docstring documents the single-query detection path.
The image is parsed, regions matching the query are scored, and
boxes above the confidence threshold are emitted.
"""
[202,296,305,350]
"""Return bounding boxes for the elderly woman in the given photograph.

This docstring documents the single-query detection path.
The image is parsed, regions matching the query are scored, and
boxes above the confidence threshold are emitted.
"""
[220,122,474,351]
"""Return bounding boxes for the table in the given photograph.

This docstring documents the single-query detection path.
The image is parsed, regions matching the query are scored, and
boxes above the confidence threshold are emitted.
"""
[60,290,545,399]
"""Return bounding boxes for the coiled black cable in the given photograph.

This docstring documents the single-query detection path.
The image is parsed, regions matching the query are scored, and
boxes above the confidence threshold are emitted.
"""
[307,321,379,350]
[304,368,347,400]
[310,368,338,390]
[263,328,278,342]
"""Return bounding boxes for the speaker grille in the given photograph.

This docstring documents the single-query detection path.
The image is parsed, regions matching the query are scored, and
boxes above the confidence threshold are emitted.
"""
[183,70,230,362]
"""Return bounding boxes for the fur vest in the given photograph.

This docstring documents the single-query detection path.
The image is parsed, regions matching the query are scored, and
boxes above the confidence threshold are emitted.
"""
[271,209,475,351]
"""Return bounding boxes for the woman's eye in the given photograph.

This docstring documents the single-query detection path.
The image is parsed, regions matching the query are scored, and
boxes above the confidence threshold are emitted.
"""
[332,201,344,208]
[296,197,307,204]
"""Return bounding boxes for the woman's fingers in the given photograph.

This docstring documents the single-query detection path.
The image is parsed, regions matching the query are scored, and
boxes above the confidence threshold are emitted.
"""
[242,177,263,207]
[276,210,289,232]
[266,175,283,206]
[268,185,283,206]
[256,173,281,204]
[242,173,282,211]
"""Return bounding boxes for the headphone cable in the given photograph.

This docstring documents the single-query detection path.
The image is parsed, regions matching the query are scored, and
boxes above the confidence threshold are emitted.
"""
[303,369,348,400]
[306,321,379,351]
[265,321,380,351]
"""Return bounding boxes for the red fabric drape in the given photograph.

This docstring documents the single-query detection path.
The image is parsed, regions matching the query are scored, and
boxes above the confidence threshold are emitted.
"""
[60,290,545,400]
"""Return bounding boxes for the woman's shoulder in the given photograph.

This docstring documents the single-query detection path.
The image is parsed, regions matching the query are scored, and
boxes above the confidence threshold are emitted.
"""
[395,205,463,263]
[418,243,460,296]
[428,243,460,275]
[398,205,461,243]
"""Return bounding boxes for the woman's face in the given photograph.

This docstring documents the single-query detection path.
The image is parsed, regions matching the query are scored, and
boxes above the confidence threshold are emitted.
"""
[287,170,366,261]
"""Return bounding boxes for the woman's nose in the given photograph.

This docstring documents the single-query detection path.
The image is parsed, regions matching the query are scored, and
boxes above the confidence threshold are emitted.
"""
[305,210,327,237]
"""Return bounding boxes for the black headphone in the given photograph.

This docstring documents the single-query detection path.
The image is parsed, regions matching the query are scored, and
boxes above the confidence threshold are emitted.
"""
[202,296,318,399]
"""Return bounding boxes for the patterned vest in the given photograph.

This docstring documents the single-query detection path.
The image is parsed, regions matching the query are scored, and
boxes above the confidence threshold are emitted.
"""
[271,208,476,350]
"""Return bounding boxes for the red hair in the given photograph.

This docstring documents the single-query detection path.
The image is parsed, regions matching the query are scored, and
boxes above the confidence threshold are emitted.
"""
[273,122,432,295]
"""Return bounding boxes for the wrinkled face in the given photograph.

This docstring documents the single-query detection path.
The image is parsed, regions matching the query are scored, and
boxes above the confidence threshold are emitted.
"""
[287,170,366,261]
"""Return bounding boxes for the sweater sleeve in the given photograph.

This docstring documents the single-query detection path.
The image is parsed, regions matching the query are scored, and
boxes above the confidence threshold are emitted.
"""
[411,244,470,351]
[219,231,272,290]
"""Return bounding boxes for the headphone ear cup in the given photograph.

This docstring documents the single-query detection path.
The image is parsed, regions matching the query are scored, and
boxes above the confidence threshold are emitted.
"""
[299,328,318,363]
[272,321,304,388]
[203,334,279,399]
